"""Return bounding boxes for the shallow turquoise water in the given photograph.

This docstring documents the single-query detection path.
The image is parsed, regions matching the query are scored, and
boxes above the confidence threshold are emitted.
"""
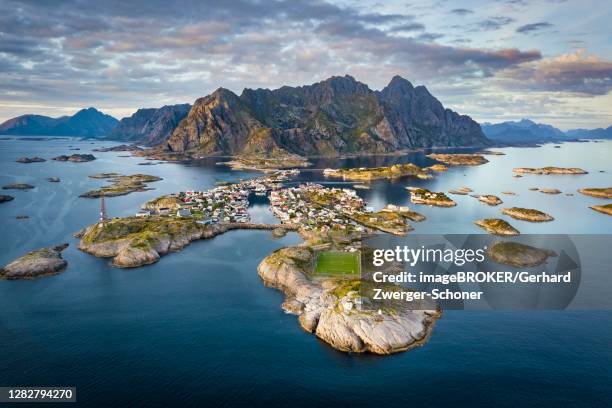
[0,138,610,406]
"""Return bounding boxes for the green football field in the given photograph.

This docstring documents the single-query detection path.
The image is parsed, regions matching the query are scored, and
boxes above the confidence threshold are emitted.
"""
[314,251,361,276]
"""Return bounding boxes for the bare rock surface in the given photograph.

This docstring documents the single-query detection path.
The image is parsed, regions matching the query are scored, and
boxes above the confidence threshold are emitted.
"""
[1,244,68,279]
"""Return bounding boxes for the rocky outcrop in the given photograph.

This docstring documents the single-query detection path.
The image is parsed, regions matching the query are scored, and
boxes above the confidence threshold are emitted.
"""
[473,194,503,206]
[257,246,439,354]
[53,154,96,162]
[474,218,520,235]
[16,157,46,163]
[513,167,587,175]
[0,108,118,138]
[590,204,612,216]
[109,104,191,146]
[77,216,299,267]
[1,244,68,279]
[487,241,556,268]
[79,174,162,198]
[2,183,34,190]
[164,75,489,157]
[578,188,612,199]
[501,207,554,222]
[409,187,456,207]
[0,194,14,203]
[427,153,489,166]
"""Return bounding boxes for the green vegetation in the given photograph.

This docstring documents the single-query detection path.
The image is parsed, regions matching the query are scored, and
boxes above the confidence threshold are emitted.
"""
[324,163,430,181]
[80,174,162,198]
[578,188,612,199]
[314,251,361,276]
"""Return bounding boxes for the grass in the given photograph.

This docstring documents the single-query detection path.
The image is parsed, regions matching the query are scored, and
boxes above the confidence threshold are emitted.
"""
[314,251,361,276]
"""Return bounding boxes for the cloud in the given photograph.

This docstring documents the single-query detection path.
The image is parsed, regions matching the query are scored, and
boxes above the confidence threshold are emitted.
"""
[498,50,612,95]
[387,23,425,32]
[472,16,516,31]
[516,22,553,34]
[450,8,473,16]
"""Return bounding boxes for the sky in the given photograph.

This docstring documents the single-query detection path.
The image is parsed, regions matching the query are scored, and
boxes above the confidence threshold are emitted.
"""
[0,0,611,129]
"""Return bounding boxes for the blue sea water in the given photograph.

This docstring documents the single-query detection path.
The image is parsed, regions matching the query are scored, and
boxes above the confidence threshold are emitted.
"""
[0,137,610,407]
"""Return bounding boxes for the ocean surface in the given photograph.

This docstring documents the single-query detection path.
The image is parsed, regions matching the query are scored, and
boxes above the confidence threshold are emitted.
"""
[0,137,610,407]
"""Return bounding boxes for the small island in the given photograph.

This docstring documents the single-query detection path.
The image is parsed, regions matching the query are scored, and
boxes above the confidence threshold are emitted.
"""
[2,183,34,190]
[427,164,448,172]
[474,218,520,235]
[224,155,309,171]
[80,173,163,198]
[473,194,503,206]
[323,163,431,181]
[578,188,612,199]
[0,195,15,203]
[448,187,472,195]
[427,153,489,166]
[539,188,562,195]
[93,144,143,152]
[53,153,96,162]
[1,244,68,279]
[590,204,612,216]
[487,241,556,268]
[47,177,61,182]
[513,166,587,175]
[408,187,456,207]
[16,156,46,163]
[501,207,554,222]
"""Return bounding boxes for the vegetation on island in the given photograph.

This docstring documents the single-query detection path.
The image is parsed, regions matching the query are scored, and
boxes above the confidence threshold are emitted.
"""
[80,173,162,198]
[513,166,587,175]
[590,203,612,216]
[487,241,556,268]
[501,207,554,222]
[427,153,489,166]
[474,218,520,235]
[578,188,612,199]
[1,244,68,279]
[323,163,431,181]
[224,155,310,171]
[2,183,34,190]
[409,187,456,207]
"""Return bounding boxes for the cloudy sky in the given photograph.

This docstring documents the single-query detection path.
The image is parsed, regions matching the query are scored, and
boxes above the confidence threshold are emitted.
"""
[1,0,610,129]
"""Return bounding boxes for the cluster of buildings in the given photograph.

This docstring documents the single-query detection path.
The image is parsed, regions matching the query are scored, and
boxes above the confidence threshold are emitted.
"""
[269,183,367,231]
[138,170,299,225]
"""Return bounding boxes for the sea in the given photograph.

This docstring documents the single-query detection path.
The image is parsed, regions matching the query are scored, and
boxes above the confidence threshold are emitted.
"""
[0,137,610,407]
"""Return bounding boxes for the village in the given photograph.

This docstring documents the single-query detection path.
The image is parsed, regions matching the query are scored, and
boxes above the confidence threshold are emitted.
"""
[133,168,418,237]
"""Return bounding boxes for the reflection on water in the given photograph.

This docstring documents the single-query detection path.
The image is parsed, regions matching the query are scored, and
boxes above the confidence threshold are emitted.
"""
[0,137,610,406]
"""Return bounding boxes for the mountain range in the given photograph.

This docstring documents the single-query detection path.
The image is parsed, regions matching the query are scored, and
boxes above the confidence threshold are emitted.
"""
[481,119,612,143]
[3,75,609,155]
[0,107,118,138]
[109,104,191,146]
[163,75,489,156]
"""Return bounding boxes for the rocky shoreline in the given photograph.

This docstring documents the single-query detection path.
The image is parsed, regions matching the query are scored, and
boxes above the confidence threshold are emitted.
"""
[76,216,299,268]
[501,207,554,222]
[1,244,69,279]
[257,245,440,355]
[513,166,587,175]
